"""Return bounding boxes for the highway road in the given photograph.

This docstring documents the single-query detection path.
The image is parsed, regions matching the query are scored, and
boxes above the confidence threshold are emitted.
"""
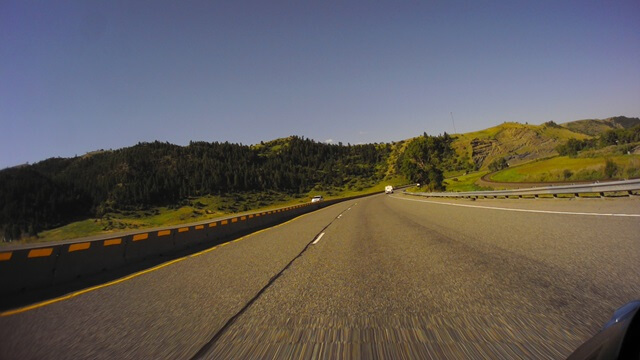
[1,194,639,359]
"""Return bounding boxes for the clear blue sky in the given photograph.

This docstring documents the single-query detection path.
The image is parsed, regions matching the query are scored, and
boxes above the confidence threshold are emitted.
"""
[2,1,639,169]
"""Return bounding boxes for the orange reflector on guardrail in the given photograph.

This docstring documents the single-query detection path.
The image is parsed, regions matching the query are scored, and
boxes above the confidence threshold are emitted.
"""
[209,222,217,227]
[221,220,228,225]
[133,233,149,241]
[195,225,204,230]
[178,227,189,233]
[28,248,53,258]
[240,216,246,221]
[104,239,122,246]
[68,243,90,252]
[0,252,12,261]
[158,230,171,237]
[231,218,238,223]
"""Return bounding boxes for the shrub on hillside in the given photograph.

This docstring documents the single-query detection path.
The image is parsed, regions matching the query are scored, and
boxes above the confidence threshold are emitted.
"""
[488,157,509,172]
[626,167,640,179]
[555,138,595,156]
[398,133,453,191]
[563,169,573,180]
[604,160,618,179]
[600,125,640,147]
[575,169,603,181]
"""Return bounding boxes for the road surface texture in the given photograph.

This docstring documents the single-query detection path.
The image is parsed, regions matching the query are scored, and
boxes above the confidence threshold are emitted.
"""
[1,194,639,359]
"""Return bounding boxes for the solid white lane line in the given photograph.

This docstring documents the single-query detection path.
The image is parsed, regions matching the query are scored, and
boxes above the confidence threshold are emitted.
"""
[312,232,325,245]
[391,195,640,217]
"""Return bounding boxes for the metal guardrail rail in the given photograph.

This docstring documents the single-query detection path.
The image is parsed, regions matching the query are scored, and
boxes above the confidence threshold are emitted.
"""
[406,179,640,198]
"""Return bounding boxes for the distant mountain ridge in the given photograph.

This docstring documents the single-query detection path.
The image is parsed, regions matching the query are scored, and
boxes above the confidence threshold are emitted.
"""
[560,116,640,136]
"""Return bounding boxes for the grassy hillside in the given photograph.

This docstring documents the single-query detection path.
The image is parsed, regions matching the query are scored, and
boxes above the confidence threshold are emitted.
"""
[441,116,639,190]
[450,121,591,171]
[1,136,399,243]
[489,155,640,183]
[444,171,491,192]
[27,177,408,245]
[2,135,408,245]
[561,116,640,136]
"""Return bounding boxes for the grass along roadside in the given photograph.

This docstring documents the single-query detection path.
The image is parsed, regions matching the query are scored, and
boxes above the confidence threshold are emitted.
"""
[444,171,491,192]
[402,171,491,193]
[489,155,640,183]
[8,177,407,246]
[33,192,302,244]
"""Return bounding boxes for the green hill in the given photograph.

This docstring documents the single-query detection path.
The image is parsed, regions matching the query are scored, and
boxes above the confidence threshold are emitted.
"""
[450,121,591,171]
[489,155,640,183]
[561,116,640,136]
[1,137,400,242]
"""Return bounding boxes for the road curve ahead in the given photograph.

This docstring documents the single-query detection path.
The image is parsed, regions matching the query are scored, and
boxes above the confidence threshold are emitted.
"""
[1,194,639,359]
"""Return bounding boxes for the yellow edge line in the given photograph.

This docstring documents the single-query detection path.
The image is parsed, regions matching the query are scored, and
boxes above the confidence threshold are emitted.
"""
[0,204,337,317]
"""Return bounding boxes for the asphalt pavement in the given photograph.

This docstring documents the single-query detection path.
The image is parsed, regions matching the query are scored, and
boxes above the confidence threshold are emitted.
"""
[1,194,639,359]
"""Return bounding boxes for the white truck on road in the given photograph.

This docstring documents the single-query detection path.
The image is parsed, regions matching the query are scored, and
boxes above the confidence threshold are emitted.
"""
[385,185,394,194]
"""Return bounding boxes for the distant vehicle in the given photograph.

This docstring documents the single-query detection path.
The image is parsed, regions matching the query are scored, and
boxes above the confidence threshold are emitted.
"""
[385,185,394,194]
[311,195,323,203]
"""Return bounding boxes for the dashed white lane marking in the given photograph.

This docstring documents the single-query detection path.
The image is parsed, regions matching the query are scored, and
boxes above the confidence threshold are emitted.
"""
[312,232,325,245]
[391,195,640,217]
[337,214,342,219]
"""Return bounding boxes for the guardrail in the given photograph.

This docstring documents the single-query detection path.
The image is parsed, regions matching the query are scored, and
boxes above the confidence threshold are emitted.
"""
[0,192,380,296]
[405,179,640,199]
